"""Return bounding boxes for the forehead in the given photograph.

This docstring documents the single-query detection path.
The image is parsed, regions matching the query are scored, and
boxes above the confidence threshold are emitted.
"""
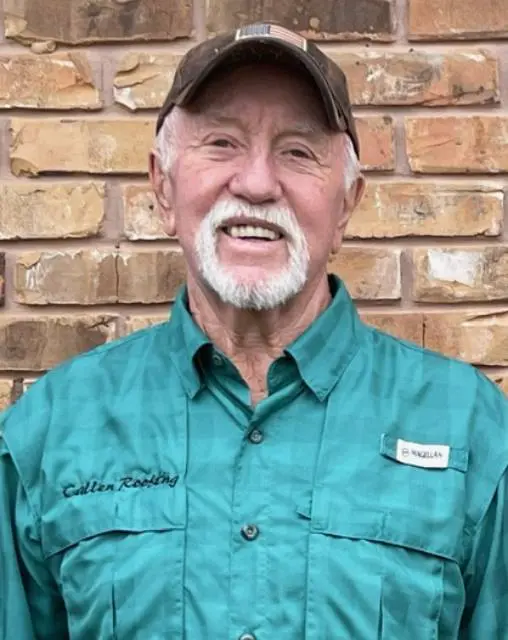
[187,62,330,131]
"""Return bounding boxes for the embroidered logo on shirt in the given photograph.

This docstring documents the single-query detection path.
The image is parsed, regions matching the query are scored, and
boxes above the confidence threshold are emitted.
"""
[62,471,179,498]
[395,439,450,469]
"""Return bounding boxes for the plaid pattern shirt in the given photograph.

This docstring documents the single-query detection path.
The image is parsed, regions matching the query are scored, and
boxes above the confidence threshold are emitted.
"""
[1,276,508,639]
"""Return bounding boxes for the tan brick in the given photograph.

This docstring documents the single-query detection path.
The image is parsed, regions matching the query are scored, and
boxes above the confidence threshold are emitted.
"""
[346,182,503,239]
[124,315,169,334]
[412,247,508,302]
[114,53,183,111]
[406,116,508,174]
[329,247,401,300]
[336,51,498,107]
[0,316,117,371]
[0,380,13,410]
[0,183,105,239]
[15,250,117,305]
[118,250,186,303]
[206,0,395,41]
[409,0,508,40]
[122,185,164,240]
[4,0,192,45]
[357,117,394,171]
[360,312,423,345]
[10,119,154,176]
[0,53,101,110]
[424,311,508,365]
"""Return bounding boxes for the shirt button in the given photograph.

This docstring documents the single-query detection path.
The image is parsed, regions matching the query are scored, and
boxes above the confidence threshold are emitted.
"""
[241,524,259,541]
[248,429,263,444]
[239,634,256,640]
[212,352,223,366]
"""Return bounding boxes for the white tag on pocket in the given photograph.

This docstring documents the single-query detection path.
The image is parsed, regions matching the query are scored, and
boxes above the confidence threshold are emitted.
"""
[395,438,450,469]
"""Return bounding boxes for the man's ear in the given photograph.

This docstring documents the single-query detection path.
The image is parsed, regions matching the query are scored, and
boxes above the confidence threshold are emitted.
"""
[330,174,366,254]
[149,151,176,237]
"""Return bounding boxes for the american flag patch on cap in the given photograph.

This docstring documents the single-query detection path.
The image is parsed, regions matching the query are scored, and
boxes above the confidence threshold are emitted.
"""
[235,23,307,51]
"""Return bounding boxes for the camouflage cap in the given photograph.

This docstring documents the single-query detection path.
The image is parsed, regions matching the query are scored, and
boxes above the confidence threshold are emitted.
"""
[156,23,360,157]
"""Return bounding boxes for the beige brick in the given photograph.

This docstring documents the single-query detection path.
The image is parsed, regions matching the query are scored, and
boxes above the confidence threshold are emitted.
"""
[0,53,101,110]
[357,117,394,171]
[424,311,508,365]
[412,247,508,302]
[0,316,117,371]
[206,0,395,41]
[0,183,105,239]
[15,250,117,305]
[336,51,498,106]
[113,50,495,111]
[360,312,423,345]
[124,315,169,334]
[122,185,164,240]
[409,0,508,40]
[406,116,508,174]
[347,182,503,239]
[114,53,183,111]
[0,380,13,410]
[329,247,401,300]
[118,251,186,303]
[4,0,192,45]
[10,119,154,176]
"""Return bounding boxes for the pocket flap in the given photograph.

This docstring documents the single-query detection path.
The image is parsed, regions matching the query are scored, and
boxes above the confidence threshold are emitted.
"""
[41,484,187,558]
[297,501,462,563]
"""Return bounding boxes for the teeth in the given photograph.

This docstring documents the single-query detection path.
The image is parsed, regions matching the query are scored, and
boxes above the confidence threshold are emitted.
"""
[227,225,280,240]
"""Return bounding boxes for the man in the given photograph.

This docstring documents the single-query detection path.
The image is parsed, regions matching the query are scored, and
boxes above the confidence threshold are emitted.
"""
[1,22,507,640]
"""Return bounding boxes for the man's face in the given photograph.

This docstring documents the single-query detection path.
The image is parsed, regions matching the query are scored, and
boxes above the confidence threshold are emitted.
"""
[151,62,363,310]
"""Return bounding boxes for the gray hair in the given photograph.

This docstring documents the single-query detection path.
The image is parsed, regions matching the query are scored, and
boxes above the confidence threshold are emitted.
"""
[154,111,361,190]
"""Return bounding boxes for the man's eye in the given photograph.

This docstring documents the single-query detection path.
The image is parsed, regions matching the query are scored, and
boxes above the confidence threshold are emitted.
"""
[286,148,312,159]
[210,139,234,148]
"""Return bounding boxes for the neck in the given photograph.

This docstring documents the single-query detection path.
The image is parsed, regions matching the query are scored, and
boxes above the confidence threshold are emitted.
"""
[186,273,332,403]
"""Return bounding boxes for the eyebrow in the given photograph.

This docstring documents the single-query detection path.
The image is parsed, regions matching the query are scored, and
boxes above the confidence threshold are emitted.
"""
[200,112,327,140]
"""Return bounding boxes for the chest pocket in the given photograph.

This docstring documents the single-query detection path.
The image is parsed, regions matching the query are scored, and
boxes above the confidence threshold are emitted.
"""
[298,493,464,640]
[41,486,187,640]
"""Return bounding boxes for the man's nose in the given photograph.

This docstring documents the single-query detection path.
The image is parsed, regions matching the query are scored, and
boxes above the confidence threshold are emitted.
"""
[229,153,282,204]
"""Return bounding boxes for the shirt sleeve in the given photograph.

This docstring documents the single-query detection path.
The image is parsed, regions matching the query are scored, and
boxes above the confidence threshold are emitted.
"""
[460,462,508,637]
[0,434,69,639]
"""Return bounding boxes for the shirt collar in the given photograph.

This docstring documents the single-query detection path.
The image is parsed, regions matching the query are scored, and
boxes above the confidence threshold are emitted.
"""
[284,275,362,400]
[166,275,363,400]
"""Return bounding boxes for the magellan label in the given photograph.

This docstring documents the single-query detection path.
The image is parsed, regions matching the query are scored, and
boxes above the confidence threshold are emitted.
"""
[395,439,450,469]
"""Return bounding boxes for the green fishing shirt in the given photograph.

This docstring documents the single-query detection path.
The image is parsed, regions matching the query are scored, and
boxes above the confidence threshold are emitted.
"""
[1,276,508,639]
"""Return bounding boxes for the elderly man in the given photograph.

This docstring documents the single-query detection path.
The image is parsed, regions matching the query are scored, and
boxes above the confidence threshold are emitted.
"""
[1,23,507,640]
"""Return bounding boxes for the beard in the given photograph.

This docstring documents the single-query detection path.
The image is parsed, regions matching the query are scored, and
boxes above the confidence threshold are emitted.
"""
[194,198,310,310]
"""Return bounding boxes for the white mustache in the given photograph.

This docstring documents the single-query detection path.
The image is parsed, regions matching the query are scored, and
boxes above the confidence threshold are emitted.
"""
[207,200,298,240]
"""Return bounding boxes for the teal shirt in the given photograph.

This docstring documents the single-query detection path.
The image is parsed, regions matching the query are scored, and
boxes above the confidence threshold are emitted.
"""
[1,276,508,639]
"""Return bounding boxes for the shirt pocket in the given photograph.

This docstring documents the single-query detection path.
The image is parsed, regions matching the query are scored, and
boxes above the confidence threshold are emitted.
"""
[297,498,462,640]
[41,486,187,640]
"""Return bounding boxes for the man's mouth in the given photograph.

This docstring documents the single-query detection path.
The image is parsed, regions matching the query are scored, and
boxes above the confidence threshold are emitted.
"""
[221,224,283,242]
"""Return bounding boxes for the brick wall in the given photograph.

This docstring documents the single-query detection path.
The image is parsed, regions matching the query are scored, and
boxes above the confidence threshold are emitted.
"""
[1,0,508,409]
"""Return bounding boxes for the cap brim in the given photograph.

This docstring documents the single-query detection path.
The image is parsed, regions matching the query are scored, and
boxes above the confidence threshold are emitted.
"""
[174,37,347,135]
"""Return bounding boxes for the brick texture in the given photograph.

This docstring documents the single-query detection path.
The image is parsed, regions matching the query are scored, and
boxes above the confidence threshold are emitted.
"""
[0,316,117,371]
[4,0,193,45]
[0,53,101,110]
[1,1,508,397]
[206,0,396,41]
[412,248,508,302]
[0,183,105,239]
[406,117,508,173]
[409,0,508,40]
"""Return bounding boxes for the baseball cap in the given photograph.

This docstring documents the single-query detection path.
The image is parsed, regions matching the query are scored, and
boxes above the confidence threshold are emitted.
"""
[156,23,360,157]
